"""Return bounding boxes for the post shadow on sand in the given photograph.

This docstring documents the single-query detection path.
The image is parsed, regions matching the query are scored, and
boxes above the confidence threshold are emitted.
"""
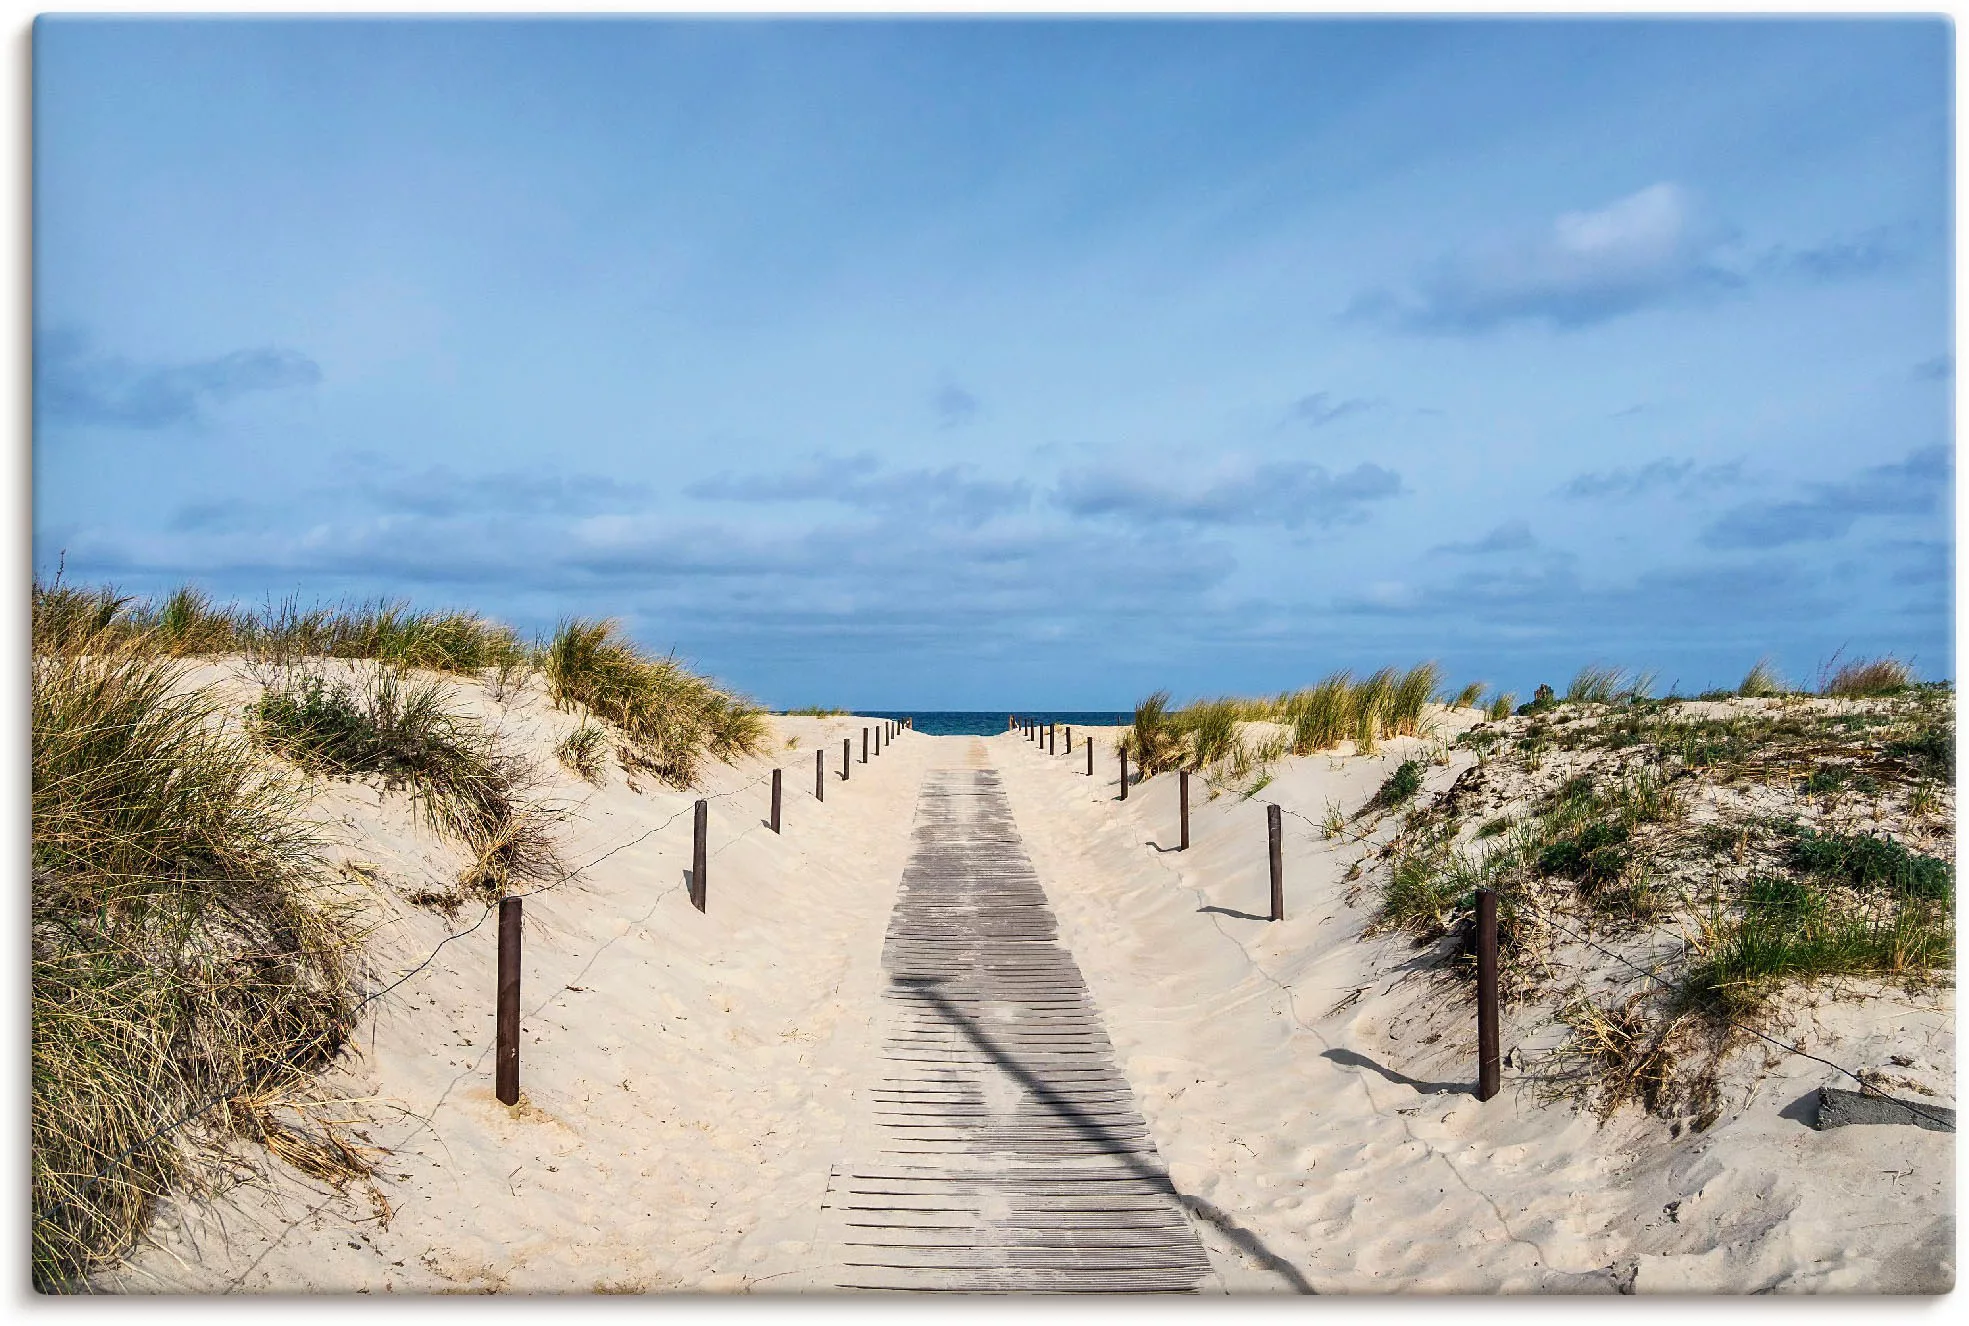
[1196,903,1271,922]
[1322,1046,1472,1098]
[893,973,1318,1294]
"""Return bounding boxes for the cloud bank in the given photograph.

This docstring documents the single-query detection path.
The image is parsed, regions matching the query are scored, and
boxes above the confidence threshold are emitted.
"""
[38,331,322,428]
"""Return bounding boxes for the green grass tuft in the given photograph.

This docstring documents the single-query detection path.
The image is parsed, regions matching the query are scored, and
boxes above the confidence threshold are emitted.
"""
[1737,657,1785,697]
[1683,876,1952,1017]
[555,723,609,785]
[544,618,767,787]
[249,665,560,897]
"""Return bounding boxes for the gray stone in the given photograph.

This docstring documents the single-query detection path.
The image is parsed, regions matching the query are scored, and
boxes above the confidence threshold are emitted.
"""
[1816,1086,1955,1133]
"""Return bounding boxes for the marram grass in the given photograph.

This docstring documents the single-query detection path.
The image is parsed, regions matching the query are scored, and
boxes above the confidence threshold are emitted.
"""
[31,621,358,1289]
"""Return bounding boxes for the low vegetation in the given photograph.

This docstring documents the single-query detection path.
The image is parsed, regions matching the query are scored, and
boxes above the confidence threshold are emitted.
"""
[248,664,560,900]
[36,576,528,676]
[1366,652,1952,1128]
[31,574,768,1286]
[555,722,609,785]
[543,618,767,787]
[1122,663,1462,795]
[31,614,359,1288]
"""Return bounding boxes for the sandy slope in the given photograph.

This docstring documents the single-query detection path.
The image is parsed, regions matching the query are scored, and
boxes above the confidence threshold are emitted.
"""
[99,692,1951,1293]
[990,721,1954,1294]
[102,669,932,1293]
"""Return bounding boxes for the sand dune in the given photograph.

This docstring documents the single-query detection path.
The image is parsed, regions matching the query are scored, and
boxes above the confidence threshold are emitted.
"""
[100,688,1952,1293]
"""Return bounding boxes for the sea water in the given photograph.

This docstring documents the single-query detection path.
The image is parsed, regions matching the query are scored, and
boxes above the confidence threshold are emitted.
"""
[859,711,1133,737]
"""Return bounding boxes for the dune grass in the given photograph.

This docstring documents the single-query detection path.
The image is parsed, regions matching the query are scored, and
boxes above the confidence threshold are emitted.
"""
[555,722,609,785]
[1737,657,1786,697]
[543,618,767,787]
[1121,664,1451,789]
[36,575,771,791]
[35,575,531,675]
[1682,876,1952,1018]
[1822,656,1914,697]
[32,621,359,1289]
[248,665,560,899]
[1566,665,1656,705]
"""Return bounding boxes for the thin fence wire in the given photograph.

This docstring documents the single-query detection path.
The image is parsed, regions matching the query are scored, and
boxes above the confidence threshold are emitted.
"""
[37,759,790,1232]
[1127,770,1953,1131]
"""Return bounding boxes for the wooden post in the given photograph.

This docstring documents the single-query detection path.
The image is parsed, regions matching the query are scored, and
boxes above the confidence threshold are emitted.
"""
[1179,769,1190,850]
[1268,803,1284,921]
[862,727,868,763]
[1477,889,1501,1101]
[816,748,824,803]
[691,799,708,912]
[1119,743,1129,800]
[1086,738,1094,776]
[1049,722,1056,754]
[843,737,851,781]
[1066,725,1073,753]
[496,896,521,1106]
[770,768,782,833]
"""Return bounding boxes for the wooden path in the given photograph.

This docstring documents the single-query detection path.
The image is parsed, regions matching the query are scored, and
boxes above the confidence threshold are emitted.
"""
[814,767,1211,1292]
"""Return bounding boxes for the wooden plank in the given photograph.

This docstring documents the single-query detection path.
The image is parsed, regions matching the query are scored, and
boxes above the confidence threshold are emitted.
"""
[812,768,1210,1293]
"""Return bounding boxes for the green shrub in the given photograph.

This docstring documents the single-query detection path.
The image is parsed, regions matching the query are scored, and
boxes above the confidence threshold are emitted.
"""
[1887,725,1953,781]
[1364,759,1425,814]
[1536,820,1631,888]
[1789,827,1952,900]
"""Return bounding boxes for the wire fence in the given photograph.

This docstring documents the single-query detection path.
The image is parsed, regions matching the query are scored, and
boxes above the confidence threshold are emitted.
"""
[1051,725,1952,1130]
[37,753,798,1232]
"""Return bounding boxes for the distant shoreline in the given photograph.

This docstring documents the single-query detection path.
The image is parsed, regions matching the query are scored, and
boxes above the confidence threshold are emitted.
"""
[852,711,1133,737]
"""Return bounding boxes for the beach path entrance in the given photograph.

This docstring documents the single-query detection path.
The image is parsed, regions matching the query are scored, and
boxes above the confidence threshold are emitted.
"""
[812,765,1211,1292]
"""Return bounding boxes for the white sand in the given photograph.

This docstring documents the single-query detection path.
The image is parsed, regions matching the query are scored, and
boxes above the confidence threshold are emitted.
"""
[101,694,1953,1293]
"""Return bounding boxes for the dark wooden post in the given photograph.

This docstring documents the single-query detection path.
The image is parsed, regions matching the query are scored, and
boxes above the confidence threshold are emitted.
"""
[843,737,851,780]
[1086,738,1094,776]
[1049,722,1056,754]
[862,727,869,763]
[1179,769,1190,850]
[691,799,708,912]
[1477,889,1501,1101]
[496,896,521,1105]
[1268,803,1284,921]
[1119,743,1129,800]
[1066,725,1073,753]
[770,768,782,833]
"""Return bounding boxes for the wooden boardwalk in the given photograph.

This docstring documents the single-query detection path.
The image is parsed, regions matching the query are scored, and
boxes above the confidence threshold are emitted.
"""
[814,768,1210,1292]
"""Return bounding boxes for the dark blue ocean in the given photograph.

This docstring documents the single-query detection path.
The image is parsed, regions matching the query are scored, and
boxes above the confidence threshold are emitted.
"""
[862,711,1133,737]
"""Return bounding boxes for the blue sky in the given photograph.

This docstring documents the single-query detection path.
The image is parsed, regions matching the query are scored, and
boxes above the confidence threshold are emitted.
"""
[32,17,1954,709]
